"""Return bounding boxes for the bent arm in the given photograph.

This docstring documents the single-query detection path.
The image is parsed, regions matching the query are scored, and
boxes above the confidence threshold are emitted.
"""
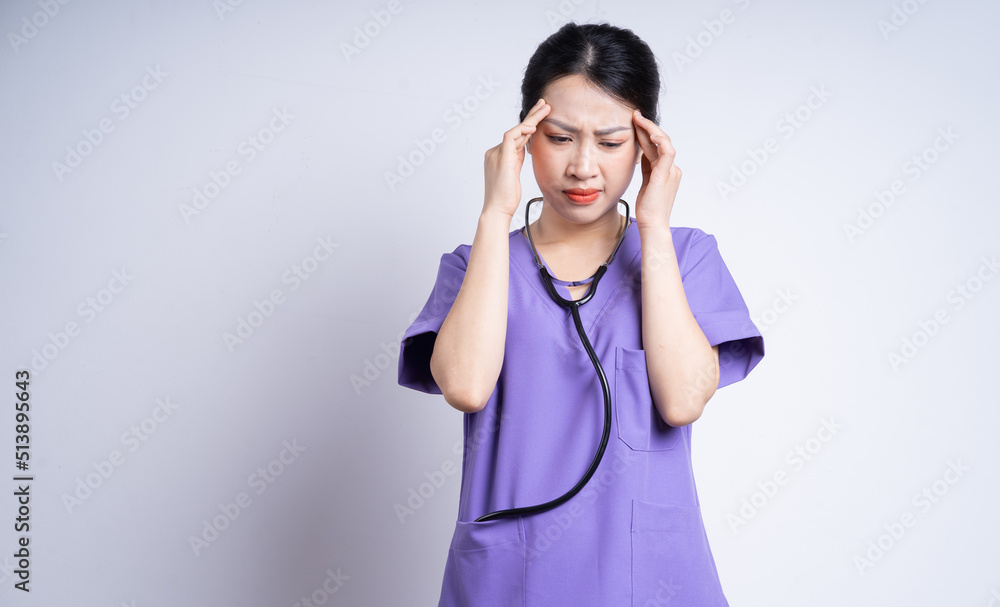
[429,210,511,413]
[640,224,720,426]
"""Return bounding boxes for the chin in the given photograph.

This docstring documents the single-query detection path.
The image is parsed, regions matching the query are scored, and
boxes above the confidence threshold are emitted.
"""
[551,198,622,224]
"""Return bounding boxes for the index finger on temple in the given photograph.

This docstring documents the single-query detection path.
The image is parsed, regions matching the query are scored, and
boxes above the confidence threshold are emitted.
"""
[522,100,551,127]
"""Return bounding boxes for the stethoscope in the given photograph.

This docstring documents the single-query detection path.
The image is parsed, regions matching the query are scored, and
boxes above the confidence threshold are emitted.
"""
[474,196,631,523]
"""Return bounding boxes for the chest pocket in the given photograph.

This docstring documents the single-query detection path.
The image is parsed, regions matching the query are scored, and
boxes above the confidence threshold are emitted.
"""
[614,347,681,451]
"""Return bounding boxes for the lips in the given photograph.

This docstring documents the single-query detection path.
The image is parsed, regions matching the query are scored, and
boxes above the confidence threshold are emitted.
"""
[564,188,601,203]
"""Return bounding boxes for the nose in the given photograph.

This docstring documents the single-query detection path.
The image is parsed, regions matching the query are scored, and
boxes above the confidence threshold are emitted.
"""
[567,143,598,180]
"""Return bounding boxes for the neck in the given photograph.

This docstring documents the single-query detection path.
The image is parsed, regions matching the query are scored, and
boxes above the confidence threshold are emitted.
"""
[531,202,626,250]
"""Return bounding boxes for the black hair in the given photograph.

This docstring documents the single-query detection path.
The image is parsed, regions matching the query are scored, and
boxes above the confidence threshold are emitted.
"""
[519,22,660,124]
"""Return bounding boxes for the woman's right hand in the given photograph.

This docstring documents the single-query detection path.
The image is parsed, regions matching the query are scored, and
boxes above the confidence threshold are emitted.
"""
[482,98,551,219]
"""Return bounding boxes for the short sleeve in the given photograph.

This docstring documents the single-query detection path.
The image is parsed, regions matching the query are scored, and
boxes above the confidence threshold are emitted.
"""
[397,245,470,394]
[680,229,765,389]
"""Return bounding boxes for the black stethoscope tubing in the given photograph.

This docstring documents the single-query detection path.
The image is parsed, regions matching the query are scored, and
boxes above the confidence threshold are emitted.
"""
[474,196,631,523]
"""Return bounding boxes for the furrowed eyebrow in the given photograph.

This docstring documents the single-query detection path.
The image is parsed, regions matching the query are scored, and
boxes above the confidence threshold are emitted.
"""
[542,118,630,136]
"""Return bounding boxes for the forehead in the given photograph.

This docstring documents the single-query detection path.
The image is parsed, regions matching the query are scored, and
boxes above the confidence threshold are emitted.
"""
[540,74,633,124]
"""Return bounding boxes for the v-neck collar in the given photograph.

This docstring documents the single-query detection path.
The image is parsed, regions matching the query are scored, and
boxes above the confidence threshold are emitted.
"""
[511,217,640,328]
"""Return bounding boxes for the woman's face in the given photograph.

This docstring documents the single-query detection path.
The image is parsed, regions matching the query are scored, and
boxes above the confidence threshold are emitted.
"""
[527,73,642,225]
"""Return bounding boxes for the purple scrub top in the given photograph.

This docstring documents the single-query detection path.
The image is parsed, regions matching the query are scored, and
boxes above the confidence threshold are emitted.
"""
[398,220,764,606]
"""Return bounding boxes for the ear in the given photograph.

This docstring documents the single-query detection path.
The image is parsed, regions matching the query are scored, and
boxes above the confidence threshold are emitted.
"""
[526,136,533,155]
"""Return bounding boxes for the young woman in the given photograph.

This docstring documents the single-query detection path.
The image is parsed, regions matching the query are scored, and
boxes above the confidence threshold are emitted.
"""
[398,22,764,606]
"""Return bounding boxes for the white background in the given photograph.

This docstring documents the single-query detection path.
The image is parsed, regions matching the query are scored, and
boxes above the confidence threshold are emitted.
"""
[1,0,998,605]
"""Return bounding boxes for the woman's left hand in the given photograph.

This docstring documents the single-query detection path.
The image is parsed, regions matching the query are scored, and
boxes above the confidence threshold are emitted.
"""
[632,109,681,230]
